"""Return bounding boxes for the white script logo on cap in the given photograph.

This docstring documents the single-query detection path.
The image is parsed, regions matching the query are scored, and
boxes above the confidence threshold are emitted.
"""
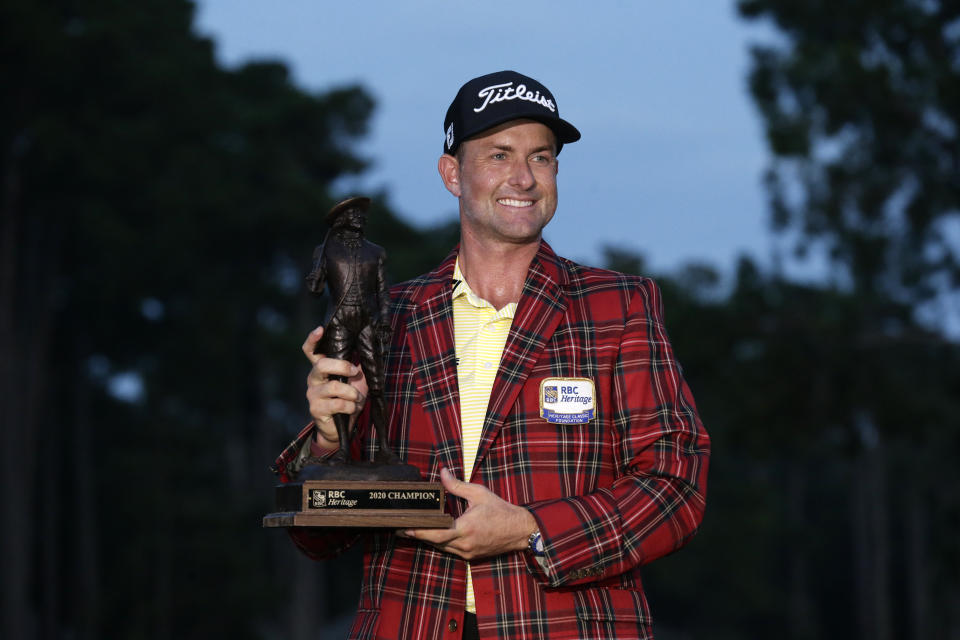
[474,82,557,114]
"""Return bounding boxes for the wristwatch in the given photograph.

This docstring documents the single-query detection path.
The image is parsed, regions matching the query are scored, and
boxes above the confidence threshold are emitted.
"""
[527,530,546,557]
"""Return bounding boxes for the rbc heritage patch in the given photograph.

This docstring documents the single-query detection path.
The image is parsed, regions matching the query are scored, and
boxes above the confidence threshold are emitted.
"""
[539,377,595,424]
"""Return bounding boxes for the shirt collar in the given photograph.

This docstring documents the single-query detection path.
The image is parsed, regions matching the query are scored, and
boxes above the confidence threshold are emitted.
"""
[452,258,517,318]
[451,258,470,301]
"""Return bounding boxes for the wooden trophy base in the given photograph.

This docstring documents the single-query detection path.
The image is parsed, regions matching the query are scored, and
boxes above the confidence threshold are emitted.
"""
[263,480,454,529]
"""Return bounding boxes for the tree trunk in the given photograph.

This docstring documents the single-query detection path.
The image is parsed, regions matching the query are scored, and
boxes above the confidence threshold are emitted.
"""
[1,135,57,640]
[787,465,816,639]
[73,352,100,639]
[904,484,929,640]
[39,412,61,640]
[852,420,892,640]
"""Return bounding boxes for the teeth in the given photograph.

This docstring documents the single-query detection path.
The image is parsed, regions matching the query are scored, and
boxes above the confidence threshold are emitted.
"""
[498,198,534,207]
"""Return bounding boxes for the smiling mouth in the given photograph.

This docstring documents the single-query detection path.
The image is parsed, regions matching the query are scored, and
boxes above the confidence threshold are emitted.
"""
[497,198,534,208]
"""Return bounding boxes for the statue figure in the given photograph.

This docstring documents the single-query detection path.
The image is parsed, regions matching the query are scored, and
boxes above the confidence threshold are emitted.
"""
[306,196,397,465]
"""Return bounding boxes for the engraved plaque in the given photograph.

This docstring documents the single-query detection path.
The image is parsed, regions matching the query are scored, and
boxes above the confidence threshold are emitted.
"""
[263,480,454,529]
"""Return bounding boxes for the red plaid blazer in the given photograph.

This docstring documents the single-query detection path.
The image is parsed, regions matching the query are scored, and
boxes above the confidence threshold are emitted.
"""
[277,242,710,639]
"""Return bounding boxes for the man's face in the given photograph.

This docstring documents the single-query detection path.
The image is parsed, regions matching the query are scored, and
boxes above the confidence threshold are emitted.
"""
[441,120,558,247]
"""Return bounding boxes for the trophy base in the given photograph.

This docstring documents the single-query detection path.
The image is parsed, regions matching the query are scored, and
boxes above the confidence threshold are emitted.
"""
[262,510,454,528]
[263,480,454,529]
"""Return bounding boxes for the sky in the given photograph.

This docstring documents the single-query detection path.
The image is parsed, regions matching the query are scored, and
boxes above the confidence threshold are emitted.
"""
[193,1,775,275]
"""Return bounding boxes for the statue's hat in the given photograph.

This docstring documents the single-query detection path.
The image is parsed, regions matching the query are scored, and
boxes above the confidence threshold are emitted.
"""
[326,196,371,226]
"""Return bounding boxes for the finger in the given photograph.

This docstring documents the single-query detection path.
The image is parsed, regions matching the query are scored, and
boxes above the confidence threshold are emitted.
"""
[306,358,360,385]
[306,374,366,405]
[401,525,460,546]
[306,377,368,419]
[307,392,360,419]
[301,326,325,363]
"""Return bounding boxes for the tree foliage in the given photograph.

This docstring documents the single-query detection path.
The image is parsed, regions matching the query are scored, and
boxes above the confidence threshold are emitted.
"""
[1,1,455,638]
[739,0,960,314]
[731,2,960,638]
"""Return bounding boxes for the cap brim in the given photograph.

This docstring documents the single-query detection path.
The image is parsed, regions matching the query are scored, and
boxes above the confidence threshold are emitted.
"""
[545,117,581,145]
[454,115,581,155]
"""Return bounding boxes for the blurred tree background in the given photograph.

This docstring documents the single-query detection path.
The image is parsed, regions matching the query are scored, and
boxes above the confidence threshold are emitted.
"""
[1,1,957,639]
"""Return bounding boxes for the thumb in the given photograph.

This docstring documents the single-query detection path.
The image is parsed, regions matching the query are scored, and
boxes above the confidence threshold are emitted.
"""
[303,326,325,362]
[440,467,483,502]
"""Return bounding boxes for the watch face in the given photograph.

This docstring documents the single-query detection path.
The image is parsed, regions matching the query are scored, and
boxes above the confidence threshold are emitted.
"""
[529,531,545,556]
[534,536,545,554]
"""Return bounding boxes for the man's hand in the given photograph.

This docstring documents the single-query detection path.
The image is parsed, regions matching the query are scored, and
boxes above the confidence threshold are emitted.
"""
[398,468,538,561]
[303,326,369,449]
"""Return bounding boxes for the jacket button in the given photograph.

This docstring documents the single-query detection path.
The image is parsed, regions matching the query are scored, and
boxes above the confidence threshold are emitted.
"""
[448,619,458,632]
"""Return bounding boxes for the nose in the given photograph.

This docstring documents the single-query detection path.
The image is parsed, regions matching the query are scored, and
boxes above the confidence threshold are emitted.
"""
[507,158,536,190]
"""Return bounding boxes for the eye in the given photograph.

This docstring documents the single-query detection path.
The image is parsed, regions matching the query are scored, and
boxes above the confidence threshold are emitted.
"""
[492,152,507,160]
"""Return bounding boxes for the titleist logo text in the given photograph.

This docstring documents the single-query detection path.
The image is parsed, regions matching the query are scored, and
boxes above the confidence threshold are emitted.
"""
[474,82,556,114]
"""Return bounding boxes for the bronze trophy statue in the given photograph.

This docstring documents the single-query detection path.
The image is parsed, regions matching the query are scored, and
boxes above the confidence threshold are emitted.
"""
[305,196,406,470]
[263,197,452,528]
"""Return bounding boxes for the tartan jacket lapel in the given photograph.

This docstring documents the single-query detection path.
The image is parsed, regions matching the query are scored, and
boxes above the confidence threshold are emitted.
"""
[403,248,465,478]
[472,241,568,475]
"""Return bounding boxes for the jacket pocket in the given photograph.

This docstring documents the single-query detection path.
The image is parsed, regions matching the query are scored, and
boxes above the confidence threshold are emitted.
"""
[573,588,653,639]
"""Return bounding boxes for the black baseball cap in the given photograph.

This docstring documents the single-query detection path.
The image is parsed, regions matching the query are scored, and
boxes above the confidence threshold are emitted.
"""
[442,70,581,156]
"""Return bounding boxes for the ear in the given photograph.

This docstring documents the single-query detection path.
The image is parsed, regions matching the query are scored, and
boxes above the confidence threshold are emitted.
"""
[437,154,462,197]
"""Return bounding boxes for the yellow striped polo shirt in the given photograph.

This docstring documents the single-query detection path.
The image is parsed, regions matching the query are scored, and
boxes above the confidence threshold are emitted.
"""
[451,259,516,614]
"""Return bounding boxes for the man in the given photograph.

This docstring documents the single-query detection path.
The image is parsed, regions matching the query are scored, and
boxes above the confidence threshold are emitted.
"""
[276,70,710,639]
